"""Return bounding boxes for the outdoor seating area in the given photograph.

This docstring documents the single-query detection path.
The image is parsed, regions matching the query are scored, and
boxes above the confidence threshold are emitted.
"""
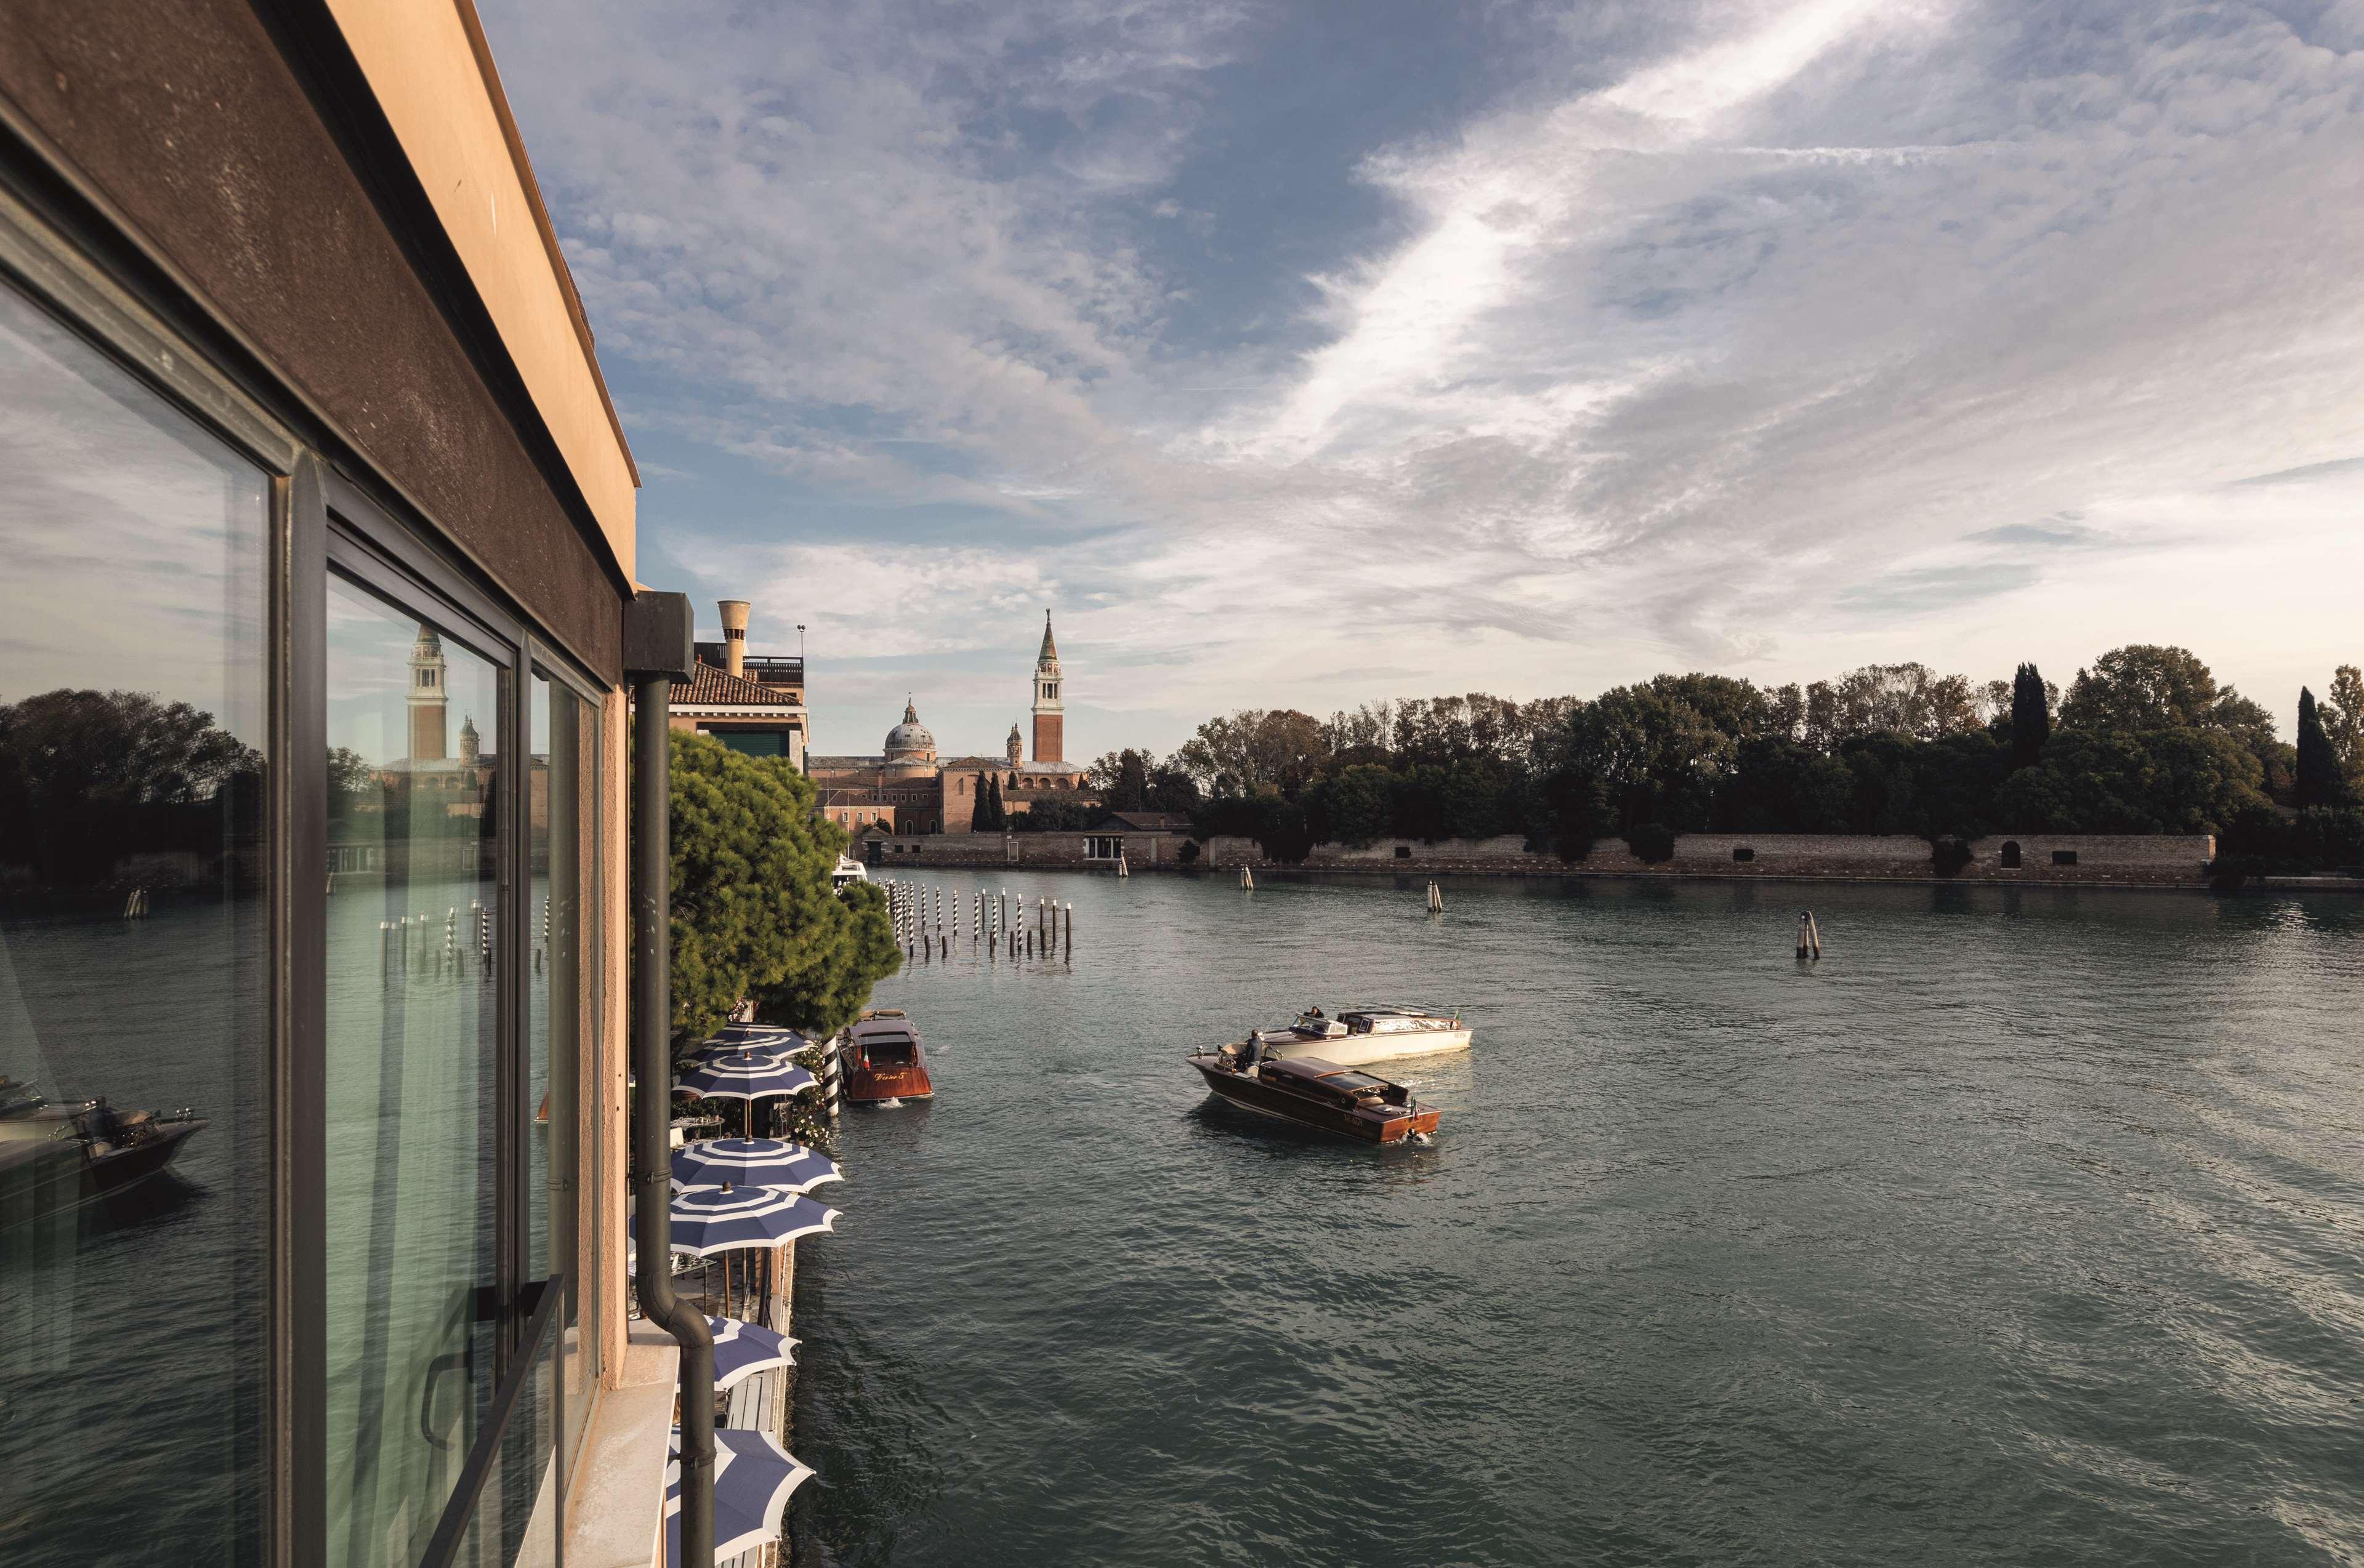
[643,1021,845,1567]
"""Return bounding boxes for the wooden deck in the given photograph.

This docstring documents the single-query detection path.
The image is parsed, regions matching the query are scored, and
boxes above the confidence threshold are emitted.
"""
[719,1240,796,1568]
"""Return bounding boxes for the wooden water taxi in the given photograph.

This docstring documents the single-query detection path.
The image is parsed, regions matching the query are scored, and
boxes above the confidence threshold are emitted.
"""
[1185,1042,1438,1144]
[843,1009,933,1104]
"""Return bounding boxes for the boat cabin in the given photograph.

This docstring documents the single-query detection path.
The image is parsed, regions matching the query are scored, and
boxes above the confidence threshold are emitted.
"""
[1256,1056,1412,1111]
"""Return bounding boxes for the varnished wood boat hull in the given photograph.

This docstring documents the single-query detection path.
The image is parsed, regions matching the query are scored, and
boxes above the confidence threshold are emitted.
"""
[847,1055,934,1103]
[1187,1059,1437,1144]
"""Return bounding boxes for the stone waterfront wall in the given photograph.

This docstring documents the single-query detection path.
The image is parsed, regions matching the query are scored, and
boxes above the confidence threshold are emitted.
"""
[861,830,2217,885]
[1213,832,2216,885]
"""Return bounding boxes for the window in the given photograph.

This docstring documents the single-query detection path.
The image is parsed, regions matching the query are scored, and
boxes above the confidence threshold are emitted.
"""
[2052,850,2078,867]
[1733,847,1755,862]
[1084,836,1124,860]
[1395,845,1413,859]
[0,275,273,1567]
[530,670,601,1481]
[1999,841,2022,869]
[323,578,506,1568]
[716,729,783,758]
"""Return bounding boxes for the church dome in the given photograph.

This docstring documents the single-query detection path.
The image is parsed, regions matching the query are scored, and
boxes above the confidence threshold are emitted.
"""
[884,698,936,763]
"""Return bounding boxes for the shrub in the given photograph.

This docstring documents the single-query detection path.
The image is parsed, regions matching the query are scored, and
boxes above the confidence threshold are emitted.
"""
[1628,821,1677,863]
[1929,835,1973,876]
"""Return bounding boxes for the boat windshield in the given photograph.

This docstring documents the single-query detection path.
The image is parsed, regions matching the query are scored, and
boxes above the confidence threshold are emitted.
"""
[1325,1072,1389,1095]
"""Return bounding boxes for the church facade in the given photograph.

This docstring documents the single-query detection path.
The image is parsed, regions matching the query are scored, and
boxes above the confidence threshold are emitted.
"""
[809,613,1092,834]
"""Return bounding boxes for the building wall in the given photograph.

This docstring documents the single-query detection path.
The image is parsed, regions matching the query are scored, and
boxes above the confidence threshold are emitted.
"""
[0,0,632,681]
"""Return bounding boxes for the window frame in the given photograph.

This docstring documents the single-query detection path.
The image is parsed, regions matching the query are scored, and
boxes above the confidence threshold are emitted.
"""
[0,154,604,1568]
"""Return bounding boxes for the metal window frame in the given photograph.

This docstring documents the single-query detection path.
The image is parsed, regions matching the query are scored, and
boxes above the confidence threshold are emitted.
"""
[0,145,597,1568]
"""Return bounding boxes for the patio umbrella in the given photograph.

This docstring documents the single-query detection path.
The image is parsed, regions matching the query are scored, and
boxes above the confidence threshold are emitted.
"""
[672,1137,844,1194]
[665,1427,813,1566]
[705,1022,808,1050]
[669,1184,841,1257]
[706,1314,800,1390]
[675,1051,818,1101]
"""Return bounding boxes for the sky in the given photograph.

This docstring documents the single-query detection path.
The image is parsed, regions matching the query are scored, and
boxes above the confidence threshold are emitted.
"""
[476,0,2364,763]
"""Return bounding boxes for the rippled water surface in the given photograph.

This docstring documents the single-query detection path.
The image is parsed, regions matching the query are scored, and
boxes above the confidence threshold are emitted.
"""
[791,874,2364,1567]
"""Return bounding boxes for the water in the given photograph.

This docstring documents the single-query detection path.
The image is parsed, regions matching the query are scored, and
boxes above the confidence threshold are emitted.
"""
[791,874,2364,1567]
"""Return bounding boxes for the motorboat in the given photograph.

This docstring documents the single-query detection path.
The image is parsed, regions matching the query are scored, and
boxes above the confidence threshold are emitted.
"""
[841,1008,932,1106]
[0,1085,205,1230]
[831,855,869,890]
[1185,1040,1438,1144]
[1248,1006,1470,1068]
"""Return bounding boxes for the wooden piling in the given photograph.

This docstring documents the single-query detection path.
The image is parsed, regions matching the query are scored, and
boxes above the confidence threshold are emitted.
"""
[1241,866,1254,890]
[1065,902,1073,960]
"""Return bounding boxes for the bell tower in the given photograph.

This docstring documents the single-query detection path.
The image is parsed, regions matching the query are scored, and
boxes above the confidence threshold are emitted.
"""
[1030,609,1063,763]
[408,624,448,760]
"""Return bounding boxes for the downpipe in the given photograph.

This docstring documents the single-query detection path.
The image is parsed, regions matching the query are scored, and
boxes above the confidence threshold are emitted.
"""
[627,595,714,1568]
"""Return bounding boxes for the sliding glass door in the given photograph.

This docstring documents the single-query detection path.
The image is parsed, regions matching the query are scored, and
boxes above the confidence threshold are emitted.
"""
[321,577,507,1568]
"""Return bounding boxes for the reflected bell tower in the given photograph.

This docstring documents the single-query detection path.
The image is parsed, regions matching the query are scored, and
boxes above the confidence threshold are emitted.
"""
[408,624,448,760]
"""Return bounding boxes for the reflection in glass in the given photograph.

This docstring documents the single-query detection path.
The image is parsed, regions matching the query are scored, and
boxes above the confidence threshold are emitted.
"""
[324,579,502,1568]
[0,281,269,1564]
[529,671,599,1482]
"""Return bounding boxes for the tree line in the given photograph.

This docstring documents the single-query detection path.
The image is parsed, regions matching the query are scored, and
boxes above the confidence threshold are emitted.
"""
[1087,649,2364,873]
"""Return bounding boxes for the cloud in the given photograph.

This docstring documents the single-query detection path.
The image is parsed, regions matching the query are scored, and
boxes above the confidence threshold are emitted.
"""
[478,0,2364,751]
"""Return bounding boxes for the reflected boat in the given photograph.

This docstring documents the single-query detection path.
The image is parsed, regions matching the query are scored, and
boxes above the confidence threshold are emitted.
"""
[842,1009,932,1105]
[1244,1005,1471,1068]
[1185,1041,1438,1144]
[0,1084,206,1229]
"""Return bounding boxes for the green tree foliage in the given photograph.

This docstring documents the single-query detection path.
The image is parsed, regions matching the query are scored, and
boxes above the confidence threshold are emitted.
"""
[1174,709,1329,798]
[1010,797,1096,832]
[666,731,900,1043]
[2059,645,2227,731]
[1990,728,2266,834]
[971,773,1005,832]
[1315,763,1396,847]
[2322,665,2364,790]
[0,688,264,884]
[2009,662,2050,770]
[2293,686,2350,808]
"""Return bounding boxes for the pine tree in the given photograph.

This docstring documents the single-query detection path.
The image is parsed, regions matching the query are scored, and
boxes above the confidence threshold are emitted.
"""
[2294,686,2345,807]
[2009,662,2049,770]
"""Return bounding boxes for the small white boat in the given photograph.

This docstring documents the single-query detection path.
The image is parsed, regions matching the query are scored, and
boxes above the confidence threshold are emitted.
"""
[1248,1007,1471,1068]
[831,854,869,890]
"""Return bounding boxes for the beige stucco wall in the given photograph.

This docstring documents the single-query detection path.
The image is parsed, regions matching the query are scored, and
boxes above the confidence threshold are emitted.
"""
[328,0,637,579]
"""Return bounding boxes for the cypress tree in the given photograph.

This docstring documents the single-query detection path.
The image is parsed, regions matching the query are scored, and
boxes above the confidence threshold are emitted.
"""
[2009,662,2049,770]
[972,771,1006,832]
[2295,686,2342,807]
[985,774,1007,829]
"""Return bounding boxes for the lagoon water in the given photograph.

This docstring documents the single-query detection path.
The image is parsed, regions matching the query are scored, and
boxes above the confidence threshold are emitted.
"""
[793,873,2364,1567]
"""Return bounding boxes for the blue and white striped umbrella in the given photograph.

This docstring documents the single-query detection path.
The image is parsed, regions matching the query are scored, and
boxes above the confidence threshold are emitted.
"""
[672,1137,844,1194]
[665,1427,813,1566]
[703,1023,808,1052]
[675,1051,817,1101]
[706,1314,799,1391]
[669,1185,841,1257]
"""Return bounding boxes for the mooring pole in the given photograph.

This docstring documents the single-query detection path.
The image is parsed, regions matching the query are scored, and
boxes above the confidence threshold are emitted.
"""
[1065,902,1073,960]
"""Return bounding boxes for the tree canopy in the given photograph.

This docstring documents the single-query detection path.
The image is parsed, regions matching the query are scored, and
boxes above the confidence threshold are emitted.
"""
[667,731,900,1042]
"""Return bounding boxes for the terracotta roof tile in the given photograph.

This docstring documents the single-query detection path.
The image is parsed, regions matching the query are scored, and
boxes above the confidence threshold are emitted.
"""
[669,661,799,706]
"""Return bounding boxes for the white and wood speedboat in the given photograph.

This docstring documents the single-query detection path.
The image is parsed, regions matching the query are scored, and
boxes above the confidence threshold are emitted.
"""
[1246,1006,1470,1068]
[1185,1042,1439,1144]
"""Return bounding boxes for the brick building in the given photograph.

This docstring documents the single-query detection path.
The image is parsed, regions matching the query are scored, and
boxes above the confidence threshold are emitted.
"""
[809,613,1092,833]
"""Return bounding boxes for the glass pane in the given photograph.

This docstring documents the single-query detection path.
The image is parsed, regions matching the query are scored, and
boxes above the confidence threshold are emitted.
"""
[325,577,504,1568]
[0,282,269,1564]
[450,1305,559,1568]
[528,672,598,1478]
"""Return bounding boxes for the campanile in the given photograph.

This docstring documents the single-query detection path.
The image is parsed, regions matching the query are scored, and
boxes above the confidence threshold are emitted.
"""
[1030,610,1063,763]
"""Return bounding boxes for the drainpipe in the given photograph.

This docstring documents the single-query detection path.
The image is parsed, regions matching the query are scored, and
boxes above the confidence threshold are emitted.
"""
[626,590,715,1568]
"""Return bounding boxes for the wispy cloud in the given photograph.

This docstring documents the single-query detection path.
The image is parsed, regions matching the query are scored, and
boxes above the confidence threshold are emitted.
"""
[479,0,2364,751]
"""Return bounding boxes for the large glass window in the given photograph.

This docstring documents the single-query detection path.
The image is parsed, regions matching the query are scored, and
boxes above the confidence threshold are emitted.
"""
[529,670,599,1481]
[323,578,505,1568]
[0,281,272,1563]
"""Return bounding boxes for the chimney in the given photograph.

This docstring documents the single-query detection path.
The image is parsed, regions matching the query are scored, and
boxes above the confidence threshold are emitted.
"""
[719,599,749,678]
